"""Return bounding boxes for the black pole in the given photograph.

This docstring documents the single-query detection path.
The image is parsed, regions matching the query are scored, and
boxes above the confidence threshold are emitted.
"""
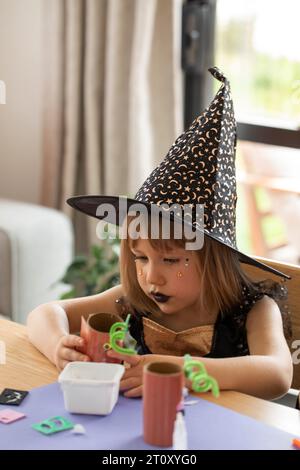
[182,0,216,129]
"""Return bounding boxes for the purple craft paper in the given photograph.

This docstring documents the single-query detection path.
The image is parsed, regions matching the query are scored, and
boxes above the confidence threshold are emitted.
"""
[0,382,297,450]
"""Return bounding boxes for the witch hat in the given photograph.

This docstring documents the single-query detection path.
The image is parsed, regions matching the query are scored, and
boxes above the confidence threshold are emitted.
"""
[67,67,289,279]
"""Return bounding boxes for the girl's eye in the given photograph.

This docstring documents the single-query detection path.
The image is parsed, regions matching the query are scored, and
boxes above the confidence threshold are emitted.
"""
[164,258,179,264]
[133,256,147,262]
[133,255,179,264]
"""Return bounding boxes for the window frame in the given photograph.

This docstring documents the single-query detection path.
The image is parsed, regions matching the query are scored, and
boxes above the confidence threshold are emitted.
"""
[182,0,300,150]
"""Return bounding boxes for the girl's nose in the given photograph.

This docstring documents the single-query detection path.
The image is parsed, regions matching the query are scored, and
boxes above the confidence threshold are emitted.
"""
[146,263,165,286]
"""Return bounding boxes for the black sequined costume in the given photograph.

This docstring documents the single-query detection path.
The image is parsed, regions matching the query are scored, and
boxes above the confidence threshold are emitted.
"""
[116,280,291,358]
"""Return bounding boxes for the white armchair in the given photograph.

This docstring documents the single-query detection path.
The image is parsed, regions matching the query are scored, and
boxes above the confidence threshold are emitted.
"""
[0,199,73,324]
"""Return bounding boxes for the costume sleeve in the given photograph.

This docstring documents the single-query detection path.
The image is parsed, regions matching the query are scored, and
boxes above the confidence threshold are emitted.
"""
[253,280,292,340]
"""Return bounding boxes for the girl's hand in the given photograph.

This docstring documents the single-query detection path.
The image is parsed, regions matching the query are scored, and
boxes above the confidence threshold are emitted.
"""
[54,334,90,371]
[107,350,160,398]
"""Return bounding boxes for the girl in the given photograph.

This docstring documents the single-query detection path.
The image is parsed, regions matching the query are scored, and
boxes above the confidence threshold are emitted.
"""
[27,221,293,400]
[27,67,293,400]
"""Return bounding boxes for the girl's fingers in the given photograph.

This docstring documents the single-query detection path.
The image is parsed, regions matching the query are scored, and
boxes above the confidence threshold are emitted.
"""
[124,385,143,398]
[60,347,78,361]
[107,350,141,366]
[60,360,69,371]
[57,351,89,372]
[185,379,193,390]
[119,376,141,391]
[79,355,90,362]
[61,347,89,362]
[63,335,84,348]
[121,365,142,379]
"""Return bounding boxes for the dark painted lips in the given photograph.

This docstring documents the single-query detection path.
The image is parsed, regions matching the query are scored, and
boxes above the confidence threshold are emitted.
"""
[151,293,170,303]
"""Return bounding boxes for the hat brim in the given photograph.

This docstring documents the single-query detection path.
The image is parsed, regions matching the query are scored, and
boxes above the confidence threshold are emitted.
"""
[67,195,290,280]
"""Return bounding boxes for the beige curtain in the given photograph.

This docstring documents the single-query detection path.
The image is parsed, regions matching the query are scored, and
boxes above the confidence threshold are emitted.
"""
[41,0,183,252]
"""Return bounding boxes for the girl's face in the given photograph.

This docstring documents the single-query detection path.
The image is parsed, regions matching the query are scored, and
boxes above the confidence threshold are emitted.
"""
[131,238,202,316]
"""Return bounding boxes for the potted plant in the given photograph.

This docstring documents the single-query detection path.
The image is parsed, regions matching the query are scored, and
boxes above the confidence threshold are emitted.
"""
[59,235,120,300]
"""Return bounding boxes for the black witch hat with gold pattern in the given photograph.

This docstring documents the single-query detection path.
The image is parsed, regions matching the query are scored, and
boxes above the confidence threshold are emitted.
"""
[67,67,289,279]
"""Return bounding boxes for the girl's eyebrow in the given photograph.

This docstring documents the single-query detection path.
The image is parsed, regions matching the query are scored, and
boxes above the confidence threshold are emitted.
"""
[131,247,184,256]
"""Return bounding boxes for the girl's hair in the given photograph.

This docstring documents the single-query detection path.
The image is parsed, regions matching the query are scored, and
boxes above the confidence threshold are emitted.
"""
[120,215,252,316]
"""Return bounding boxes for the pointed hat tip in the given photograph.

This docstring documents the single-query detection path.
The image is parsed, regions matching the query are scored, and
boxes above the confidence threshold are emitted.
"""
[208,66,228,84]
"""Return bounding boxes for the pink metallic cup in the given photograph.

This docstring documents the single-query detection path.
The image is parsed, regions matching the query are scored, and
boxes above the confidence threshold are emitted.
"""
[143,362,184,447]
[79,312,123,363]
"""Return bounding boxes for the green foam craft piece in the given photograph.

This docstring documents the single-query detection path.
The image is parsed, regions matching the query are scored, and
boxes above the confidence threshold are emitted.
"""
[104,314,136,355]
[183,354,220,397]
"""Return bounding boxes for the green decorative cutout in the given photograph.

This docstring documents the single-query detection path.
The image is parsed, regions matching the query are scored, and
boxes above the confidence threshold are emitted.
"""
[32,416,74,435]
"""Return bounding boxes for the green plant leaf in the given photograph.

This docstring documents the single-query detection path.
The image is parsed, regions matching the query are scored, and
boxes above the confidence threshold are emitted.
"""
[58,240,121,299]
[91,245,104,260]
[69,255,88,267]
[60,288,77,300]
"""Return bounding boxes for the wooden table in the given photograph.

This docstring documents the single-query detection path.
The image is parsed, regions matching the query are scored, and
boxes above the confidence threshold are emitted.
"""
[1,317,300,437]
[0,318,58,389]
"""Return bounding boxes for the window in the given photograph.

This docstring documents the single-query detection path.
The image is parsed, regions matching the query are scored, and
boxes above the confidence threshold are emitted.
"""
[216,0,300,263]
[216,0,300,127]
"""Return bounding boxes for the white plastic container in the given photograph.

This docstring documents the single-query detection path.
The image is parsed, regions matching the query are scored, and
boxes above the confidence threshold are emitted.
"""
[58,362,125,415]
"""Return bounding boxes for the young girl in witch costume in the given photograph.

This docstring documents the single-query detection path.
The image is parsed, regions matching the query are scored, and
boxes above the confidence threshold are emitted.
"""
[27,68,293,400]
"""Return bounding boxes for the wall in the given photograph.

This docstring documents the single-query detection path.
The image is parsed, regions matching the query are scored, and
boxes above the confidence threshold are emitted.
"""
[0,0,44,203]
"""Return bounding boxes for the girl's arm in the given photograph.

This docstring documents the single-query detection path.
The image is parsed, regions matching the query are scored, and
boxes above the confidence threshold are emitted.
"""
[107,296,293,400]
[27,284,124,366]
[196,295,293,399]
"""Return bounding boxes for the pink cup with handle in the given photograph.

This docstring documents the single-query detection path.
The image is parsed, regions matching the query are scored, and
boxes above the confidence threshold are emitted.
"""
[78,312,123,363]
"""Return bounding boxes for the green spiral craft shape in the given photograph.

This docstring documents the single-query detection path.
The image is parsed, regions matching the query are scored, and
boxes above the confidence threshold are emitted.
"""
[104,314,136,355]
[183,354,220,397]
